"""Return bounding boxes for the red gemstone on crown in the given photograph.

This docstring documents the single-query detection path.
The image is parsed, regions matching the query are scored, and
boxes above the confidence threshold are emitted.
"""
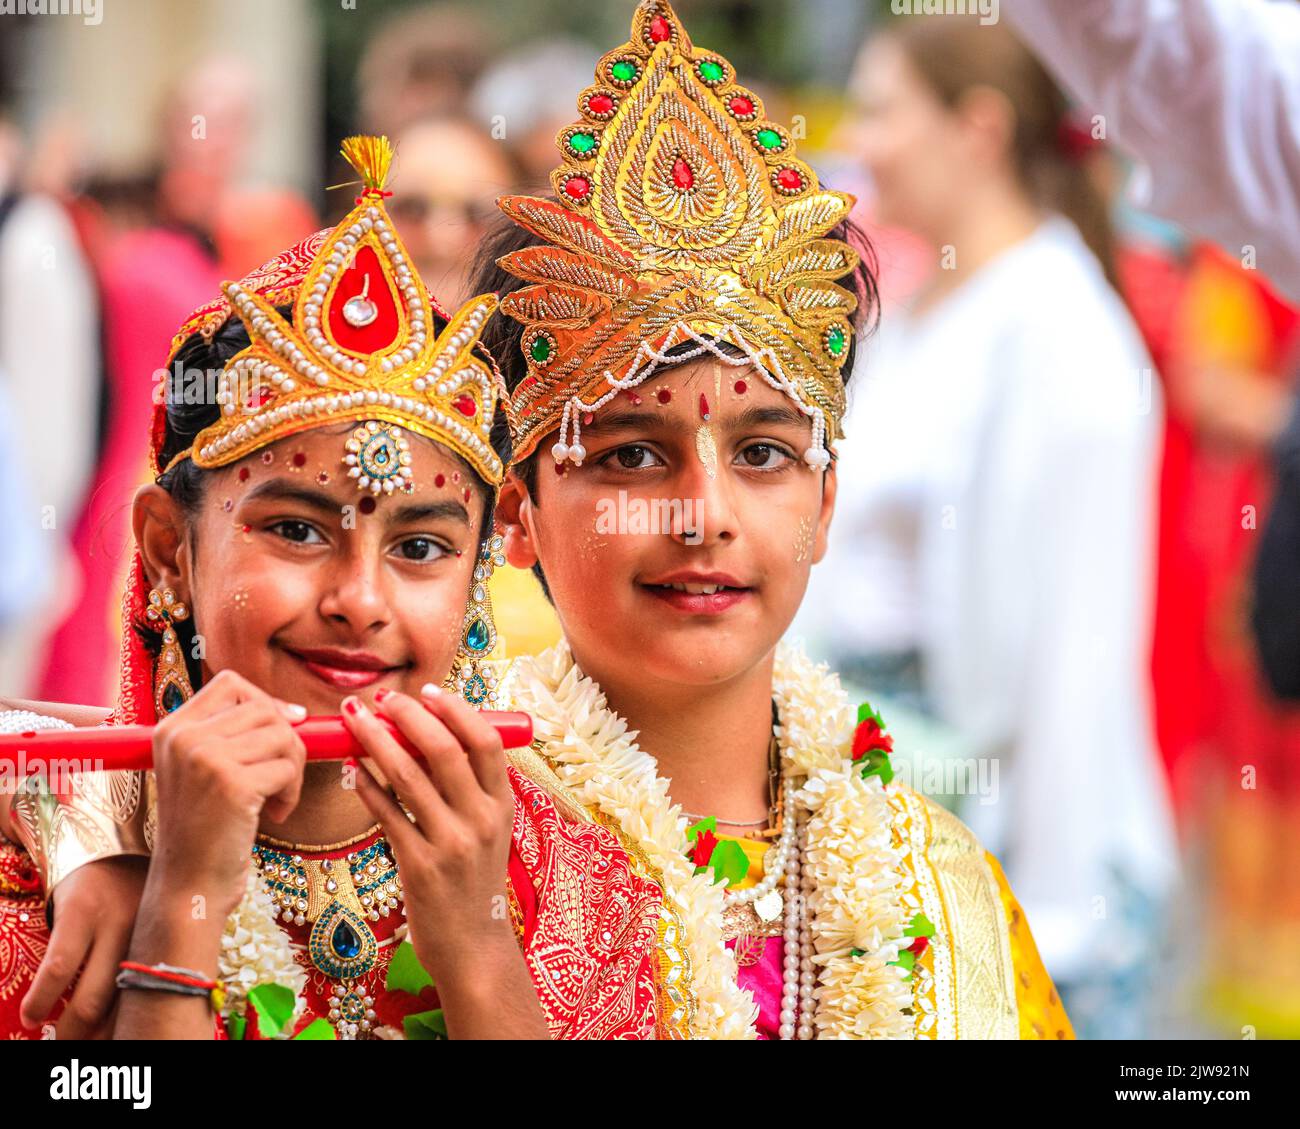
[245,386,273,410]
[564,176,591,200]
[452,394,477,417]
[649,14,672,42]
[776,167,805,191]
[728,95,755,118]
[671,157,694,191]
[587,93,615,118]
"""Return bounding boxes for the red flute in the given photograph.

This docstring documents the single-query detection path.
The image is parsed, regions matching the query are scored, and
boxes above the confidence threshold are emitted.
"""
[0,713,533,774]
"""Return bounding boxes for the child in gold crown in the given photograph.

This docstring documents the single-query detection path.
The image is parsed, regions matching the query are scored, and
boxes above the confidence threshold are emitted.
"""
[472,0,1075,1038]
[0,138,687,1040]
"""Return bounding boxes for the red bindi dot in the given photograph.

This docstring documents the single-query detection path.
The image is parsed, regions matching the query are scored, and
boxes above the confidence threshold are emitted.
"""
[317,471,330,485]
[657,388,672,404]
[241,524,251,534]
[699,393,710,420]
[734,379,748,395]
[435,473,446,488]
[292,452,306,467]
[464,488,471,503]
[359,496,377,515]
[238,467,250,482]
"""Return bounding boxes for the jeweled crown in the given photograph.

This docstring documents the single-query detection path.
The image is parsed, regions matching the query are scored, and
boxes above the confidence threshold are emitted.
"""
[182,136,505,491]
[495,0,859,467]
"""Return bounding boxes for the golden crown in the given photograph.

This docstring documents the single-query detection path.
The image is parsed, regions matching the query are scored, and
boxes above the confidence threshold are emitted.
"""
[495,0,858,468]
[177,136,505,492]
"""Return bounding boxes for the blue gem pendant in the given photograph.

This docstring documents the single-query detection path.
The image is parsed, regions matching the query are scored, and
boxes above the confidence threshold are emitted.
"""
[450,535,504,705]
[308,900,378,980]
[252,839,404,1038]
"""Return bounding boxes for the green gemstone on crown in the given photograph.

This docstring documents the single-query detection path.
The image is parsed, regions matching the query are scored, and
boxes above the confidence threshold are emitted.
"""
[756,128,784,151]
[530,335,552,363]
[569,131,596,155]
[698,59,724,83]
[611,60,638,82]
[827,324,846,356]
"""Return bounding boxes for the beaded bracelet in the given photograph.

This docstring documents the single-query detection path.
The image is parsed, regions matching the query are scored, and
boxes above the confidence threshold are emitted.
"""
[116,961,226,1013]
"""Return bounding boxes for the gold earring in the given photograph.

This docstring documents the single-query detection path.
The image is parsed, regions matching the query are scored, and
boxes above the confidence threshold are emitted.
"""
[448,535,504,706]
[146,587,194,715]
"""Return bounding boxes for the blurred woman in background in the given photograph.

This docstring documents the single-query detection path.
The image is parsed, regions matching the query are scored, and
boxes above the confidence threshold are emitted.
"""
[797,13,1178,1037]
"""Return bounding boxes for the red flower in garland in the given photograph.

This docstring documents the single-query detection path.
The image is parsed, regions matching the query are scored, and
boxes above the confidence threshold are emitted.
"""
[907,935,930,957]
[373,984,441,1030]
[852,717,894,762]
[691,829,719,868]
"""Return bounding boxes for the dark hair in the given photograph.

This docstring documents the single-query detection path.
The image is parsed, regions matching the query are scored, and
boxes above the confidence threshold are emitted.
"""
[143,303,512,674]
[465,203,881,595]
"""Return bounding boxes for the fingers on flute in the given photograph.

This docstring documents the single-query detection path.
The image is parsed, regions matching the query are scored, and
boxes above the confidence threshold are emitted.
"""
[415,683,509,800]
[340,695,450,831]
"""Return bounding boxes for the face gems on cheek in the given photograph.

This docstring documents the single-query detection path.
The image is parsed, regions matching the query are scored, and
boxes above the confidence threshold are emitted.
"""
[234,522,253,544]
[695,425,718,479]
[230,589,250,611]
[794,515,814,563]
[554,460,569,478]
[624,390,643,406]
[261,451,275,465]
[699,393,711,422]
[317,470,330,486]
[435,474,446,489]
[222,498,234,513]
[239,467,251,483]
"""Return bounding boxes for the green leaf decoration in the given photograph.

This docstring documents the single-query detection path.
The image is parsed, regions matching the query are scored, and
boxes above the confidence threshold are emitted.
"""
[386,939,435,995]
[227,1012,247,1041]
[904,912,935,939]
[849,948,866,958]
[859,748,895,786]
[708,838,751,887]
[292,1017,337,1040]
[857,701,885,728]
[248,982,297,1038]
[686,815,717,842]
[888,948,916,977]
[403,1008,448,1040]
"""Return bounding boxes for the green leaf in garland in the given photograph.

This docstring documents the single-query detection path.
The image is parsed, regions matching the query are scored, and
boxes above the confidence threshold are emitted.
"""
[227,1012,247,1041]
[904,912,935,939]
[248,982,297,1038]
[857,700,885,728]
[292,1017,337,1040]
[403,1007,448,1040]
[386,939,435,995]
[859,747,894,786]
[888,948,916,979]
[685,815,717,842]
[849,948,866,958]
[707,838,751,887]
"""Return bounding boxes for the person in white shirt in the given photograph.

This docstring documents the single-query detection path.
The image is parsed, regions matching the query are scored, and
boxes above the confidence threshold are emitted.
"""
[1004,0,1300,302]
[799,13,1178,1037]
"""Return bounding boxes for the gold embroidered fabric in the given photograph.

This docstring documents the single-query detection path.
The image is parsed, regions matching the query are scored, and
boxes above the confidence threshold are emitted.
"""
[986,851,1076,1040]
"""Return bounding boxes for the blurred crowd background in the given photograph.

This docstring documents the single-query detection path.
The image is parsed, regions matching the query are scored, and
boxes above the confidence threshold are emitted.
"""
[1,0,1297,1040]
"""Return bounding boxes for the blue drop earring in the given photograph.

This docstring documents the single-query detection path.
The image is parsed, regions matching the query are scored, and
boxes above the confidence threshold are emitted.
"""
[449,535,504,706]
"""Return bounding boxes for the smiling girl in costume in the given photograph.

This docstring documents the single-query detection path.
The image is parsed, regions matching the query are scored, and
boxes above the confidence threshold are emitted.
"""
[474,0,1075,1039]
[0,137,685,1040]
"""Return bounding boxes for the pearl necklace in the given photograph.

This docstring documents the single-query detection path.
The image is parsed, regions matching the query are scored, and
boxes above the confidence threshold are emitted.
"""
[716,772,815,1040]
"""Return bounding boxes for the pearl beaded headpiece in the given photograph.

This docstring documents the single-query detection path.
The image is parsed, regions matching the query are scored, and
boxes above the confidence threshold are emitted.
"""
[495,0,858,469]
[164,136,506,493]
